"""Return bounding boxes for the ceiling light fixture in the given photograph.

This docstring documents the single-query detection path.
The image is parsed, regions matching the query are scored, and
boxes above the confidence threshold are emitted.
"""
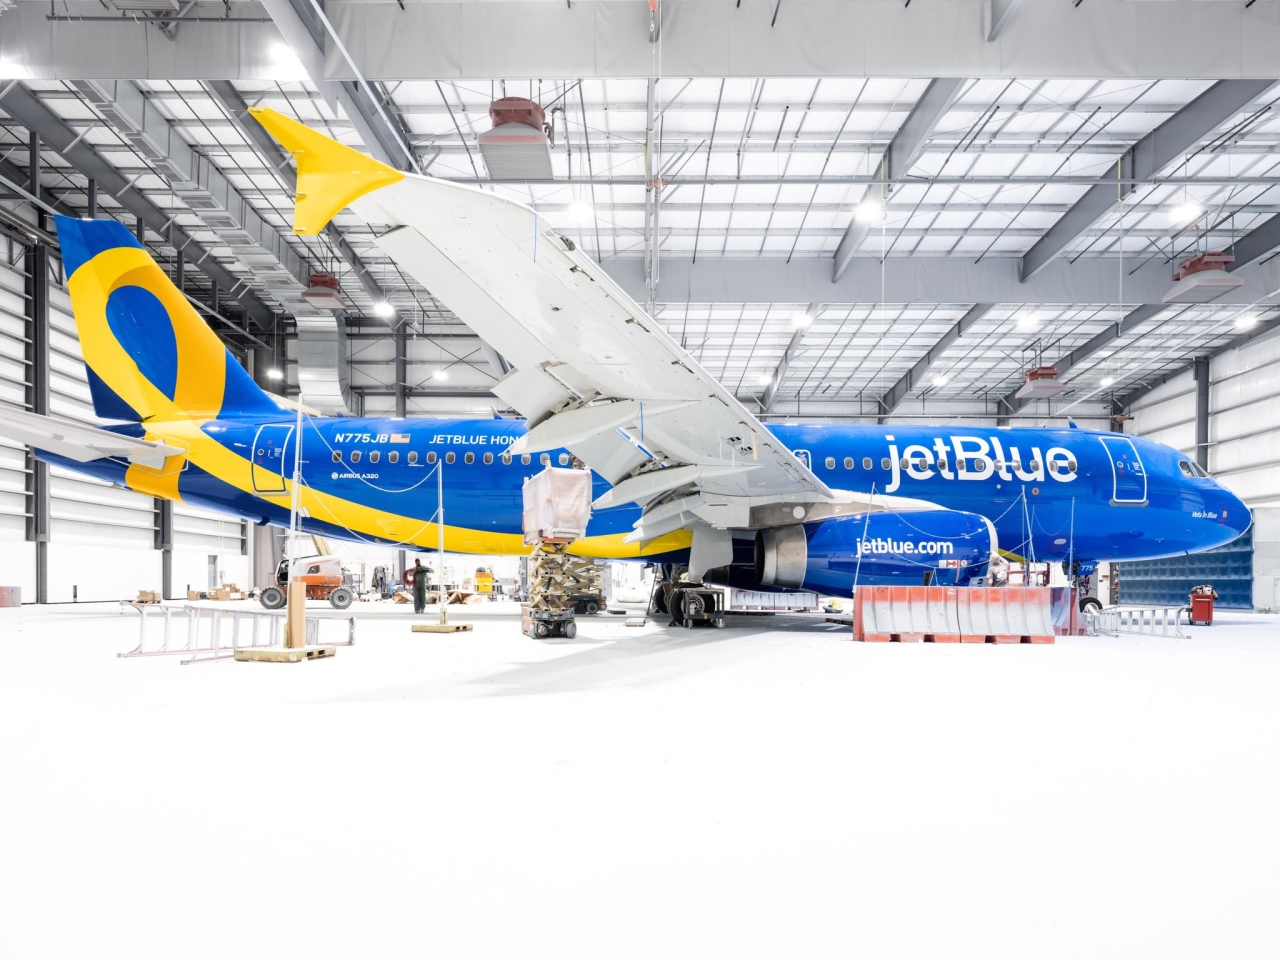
[757,374,773,386]
[1100,376,1115,387]
[855,197,885,224]
[1236,313,1258,330]
[434,369,450,381]
[373,301,395,318]
[791,311,811,328]
[1171,201,1203,226]
[266,369,284,381]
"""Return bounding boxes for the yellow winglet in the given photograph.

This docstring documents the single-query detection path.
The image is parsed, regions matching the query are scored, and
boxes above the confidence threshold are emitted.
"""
[248,106,405,236]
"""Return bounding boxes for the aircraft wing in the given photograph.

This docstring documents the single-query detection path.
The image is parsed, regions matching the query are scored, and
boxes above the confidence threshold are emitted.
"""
[354,179,831,510]
[0,406,184,470]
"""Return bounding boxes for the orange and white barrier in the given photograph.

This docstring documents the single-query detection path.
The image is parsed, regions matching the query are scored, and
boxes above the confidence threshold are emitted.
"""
[853,586,1056,643]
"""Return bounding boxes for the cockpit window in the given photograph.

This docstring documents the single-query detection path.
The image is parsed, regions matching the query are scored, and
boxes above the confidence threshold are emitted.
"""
[1178,460,1195,478]
[1192,462,1210,479]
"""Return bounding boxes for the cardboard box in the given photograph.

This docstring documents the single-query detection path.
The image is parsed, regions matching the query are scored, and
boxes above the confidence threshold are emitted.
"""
[137,590,160,603]
[188,591,202,601]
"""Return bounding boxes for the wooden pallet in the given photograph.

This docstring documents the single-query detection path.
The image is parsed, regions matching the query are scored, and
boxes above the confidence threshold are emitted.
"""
[411,623,474,633]
[234,646,337,663]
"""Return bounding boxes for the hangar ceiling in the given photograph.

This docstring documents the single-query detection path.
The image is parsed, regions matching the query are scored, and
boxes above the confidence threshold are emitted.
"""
[3,0,1280,425]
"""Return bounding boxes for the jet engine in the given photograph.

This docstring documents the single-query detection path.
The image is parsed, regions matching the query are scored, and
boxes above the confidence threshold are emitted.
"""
[754,510,996,594]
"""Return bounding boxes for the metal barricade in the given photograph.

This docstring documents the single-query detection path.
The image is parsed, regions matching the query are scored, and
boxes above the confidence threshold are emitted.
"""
[118,603,356,665]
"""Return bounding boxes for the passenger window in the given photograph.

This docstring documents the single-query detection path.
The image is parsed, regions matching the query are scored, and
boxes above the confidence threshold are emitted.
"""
[825,457,835,469]
[558,453,570,466]
[881,457,891,470]
[1068,460,1077,472]
[426,451,437,464]
[862,457,872,470]
[388,451,399,464]
[369,451,380,464]
[844,457,853,470]
[521,454,531,465]
[351,451,361,463]
[464,452,475,465]
[331,451,341,463]
[502,453,512,465]
[900,458,909,469]
[483,452,493,465]
[408,451,419,465]
[445,452,456,464]
[973,457,987,470]
[540,454,551,465]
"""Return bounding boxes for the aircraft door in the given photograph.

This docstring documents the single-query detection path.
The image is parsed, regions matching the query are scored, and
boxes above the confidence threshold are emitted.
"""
[1098,436,1147,505]
[251,424,294,493]
[792,449,813,470]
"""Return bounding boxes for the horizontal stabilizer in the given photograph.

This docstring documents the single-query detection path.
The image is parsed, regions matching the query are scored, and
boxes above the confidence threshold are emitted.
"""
[0,406,184,470]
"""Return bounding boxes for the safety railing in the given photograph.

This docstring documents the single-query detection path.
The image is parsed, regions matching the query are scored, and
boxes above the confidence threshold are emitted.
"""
[118,603,356,665]
[1084,605,1188,639]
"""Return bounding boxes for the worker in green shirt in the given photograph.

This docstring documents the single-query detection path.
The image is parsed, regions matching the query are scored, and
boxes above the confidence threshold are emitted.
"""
[411,558,430,614]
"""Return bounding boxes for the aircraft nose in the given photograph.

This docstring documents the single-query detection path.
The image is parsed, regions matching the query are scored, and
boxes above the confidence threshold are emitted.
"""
[1218,487,1252,539]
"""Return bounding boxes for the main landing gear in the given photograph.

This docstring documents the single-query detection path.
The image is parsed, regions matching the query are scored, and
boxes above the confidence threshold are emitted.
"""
[649,566,726,629]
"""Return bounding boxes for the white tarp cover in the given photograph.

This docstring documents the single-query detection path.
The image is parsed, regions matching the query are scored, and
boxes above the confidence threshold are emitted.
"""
[522,467,592,545]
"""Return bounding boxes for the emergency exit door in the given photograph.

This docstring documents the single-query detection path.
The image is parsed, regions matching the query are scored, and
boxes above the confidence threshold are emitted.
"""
[1098,436,1147,505]
[251,424,293,493]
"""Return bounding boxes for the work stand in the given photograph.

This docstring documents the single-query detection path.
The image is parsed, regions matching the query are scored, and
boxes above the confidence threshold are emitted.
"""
[522,540,581,639]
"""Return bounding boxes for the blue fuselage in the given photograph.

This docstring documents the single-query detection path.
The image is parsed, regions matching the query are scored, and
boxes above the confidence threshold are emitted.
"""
[47,417,1251,566]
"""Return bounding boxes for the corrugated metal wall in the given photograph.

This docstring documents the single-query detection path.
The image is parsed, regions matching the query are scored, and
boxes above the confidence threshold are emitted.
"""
[1128,369,1195,460]
[0,249,248,602]
[1208,332,1280,506]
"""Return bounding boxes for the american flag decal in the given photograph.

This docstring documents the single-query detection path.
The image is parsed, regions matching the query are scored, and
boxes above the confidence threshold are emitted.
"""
[390,433,411,444]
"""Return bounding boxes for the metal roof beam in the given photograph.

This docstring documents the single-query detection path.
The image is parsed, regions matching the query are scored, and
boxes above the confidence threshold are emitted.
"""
[11,2,1280,81]
[0,83,276,330]
[878,304,994,416]
[1019,79,1277,282]
[599,255,1280,308]
[833,78,966,282]
[761,303,821,413]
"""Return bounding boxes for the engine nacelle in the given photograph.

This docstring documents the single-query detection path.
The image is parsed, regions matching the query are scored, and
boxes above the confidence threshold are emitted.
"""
[754,510,996,595]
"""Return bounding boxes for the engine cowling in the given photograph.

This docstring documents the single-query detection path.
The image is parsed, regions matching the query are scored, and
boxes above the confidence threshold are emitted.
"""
[754,510,996,594]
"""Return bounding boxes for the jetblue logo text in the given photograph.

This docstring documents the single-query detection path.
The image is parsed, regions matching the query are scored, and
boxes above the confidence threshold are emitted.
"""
[855,538,956,556]
[882,435,1077,493]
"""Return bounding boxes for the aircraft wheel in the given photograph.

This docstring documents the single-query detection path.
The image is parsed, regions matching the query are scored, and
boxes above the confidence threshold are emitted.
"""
[329,587,353,610]
[260,586,285,610]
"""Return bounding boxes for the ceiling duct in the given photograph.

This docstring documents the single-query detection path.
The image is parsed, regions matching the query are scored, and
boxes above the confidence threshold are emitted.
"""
[1163,251,1244,304]
[301,274,349,312]
[477,98,554,181]
[1014,365,1068,400]
[294,315,354,416]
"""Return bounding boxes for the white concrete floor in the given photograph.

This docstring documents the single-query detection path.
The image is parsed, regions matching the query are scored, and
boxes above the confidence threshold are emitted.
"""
[1,600,1278,959]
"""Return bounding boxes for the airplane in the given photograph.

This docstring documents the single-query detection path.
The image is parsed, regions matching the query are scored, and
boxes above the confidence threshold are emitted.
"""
[0,107,1250,620]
